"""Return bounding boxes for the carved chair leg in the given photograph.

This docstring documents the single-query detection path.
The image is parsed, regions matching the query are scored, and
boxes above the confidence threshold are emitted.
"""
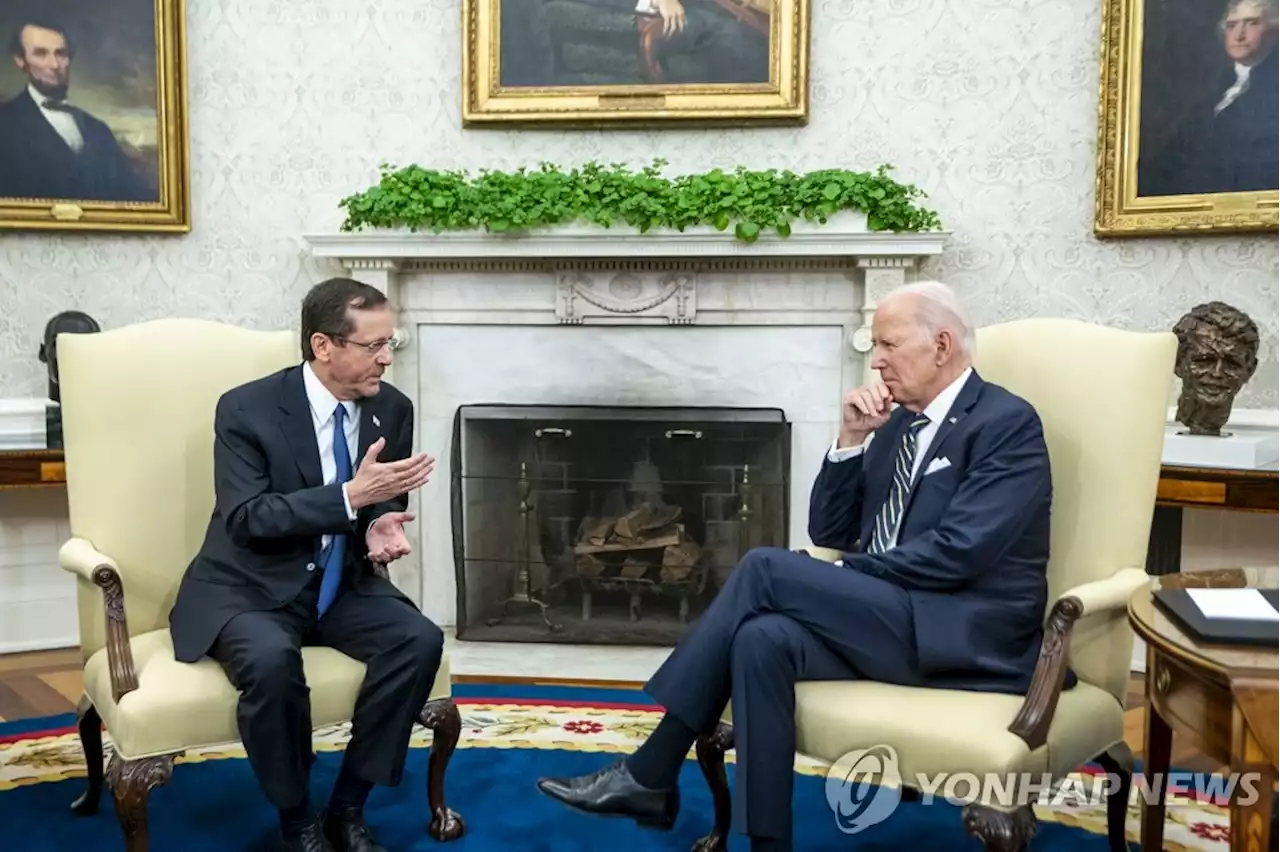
[419,697,465,841]
[71,694,104,815]
[962,802,1037,852]
[691,722,735,852]
[106,751,176,852]
[1094,742,1135,852]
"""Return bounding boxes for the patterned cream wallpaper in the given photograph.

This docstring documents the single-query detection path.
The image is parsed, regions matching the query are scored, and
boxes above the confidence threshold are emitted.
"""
[0,0,1275,407]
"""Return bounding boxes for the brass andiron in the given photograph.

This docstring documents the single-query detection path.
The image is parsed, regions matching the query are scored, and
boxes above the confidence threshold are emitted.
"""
[488,461,558,630]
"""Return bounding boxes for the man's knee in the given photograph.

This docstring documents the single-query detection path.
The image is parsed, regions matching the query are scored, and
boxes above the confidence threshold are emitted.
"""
[391,613,445,675]
[235,641,305,697]
[731,613,798,664]
[735,546,790,580]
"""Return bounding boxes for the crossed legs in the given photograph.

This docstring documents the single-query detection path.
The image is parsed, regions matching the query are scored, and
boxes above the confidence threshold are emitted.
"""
[537,546,920,849]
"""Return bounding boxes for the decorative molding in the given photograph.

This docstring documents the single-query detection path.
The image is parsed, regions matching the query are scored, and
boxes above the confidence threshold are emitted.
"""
[556,270,696,325]
[304,214,950,262]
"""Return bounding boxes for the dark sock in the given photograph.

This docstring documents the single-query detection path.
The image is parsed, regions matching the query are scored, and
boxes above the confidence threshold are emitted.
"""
[329,764,374,812]
[751,837,792,852]
[625,712,698,789]
[279,797,314,837]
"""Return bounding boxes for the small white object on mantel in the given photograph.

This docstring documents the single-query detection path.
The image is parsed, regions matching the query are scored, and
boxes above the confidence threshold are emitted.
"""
[1162,424,1279,470]
[0,398,48,450]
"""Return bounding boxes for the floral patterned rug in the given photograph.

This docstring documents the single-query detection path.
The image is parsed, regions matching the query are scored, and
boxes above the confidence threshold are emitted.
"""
[0,682,1231,850]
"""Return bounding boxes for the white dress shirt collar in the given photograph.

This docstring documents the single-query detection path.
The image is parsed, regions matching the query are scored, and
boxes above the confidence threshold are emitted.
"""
[917,366,973,427]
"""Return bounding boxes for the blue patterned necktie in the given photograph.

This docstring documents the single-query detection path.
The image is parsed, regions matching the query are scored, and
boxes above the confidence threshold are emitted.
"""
[317,403,352,616]
[866,415,931,554]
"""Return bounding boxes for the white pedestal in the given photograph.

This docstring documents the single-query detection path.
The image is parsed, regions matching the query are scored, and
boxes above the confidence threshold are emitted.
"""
[1163,425,1279,470]
[0,398,48,450]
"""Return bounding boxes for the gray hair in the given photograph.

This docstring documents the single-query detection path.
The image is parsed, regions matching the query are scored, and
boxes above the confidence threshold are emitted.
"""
[882,279,977,359]
[1221,0,1278,30]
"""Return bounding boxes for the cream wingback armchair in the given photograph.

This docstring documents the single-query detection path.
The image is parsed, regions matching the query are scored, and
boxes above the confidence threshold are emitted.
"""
[55,318,462,851]
[692,318,1176,852]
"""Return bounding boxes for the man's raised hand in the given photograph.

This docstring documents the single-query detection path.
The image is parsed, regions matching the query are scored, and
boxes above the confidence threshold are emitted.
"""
[346,437,434,510]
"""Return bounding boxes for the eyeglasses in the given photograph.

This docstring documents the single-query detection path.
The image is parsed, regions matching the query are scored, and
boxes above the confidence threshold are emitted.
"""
[330,335,393,355]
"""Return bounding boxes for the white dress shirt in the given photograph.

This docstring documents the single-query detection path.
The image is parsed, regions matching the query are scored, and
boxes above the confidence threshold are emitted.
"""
[302,362,359,554]
[826,367,973,551]
[31,84,84,153]
[1215,63,1253,114]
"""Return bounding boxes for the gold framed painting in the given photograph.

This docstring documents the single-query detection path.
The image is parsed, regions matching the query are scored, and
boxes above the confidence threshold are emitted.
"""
[0,0,190,232]
[461,0,810,126]
[1094,0,1278,236]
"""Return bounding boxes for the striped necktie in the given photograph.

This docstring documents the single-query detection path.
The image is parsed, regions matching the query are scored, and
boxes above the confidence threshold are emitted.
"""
[867,415,931,554]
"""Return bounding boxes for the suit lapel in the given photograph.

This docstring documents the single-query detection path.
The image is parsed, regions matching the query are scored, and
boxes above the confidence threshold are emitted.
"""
[902,371,985,517]
[277,366,324,489]
[357,395,384,470]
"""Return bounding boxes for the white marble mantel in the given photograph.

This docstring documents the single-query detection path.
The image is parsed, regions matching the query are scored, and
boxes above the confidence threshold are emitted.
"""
[304,217,949,627]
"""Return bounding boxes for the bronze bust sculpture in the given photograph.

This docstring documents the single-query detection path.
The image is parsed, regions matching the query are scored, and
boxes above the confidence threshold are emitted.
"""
[37,310,101,403]
[1171,301,1259,436]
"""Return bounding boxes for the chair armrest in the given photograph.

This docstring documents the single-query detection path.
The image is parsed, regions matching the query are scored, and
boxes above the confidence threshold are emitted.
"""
[802,546,843,562]
[58,537,139,702]
[1007,567,1149,750]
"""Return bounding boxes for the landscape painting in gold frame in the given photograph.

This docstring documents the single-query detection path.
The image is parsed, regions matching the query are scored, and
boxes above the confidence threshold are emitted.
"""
[462,0,810,126]
[0,0,190,232]
[1094,0,1277,236]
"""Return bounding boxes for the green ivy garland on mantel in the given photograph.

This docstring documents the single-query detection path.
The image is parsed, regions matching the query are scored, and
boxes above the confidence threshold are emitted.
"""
[338,160,942,243]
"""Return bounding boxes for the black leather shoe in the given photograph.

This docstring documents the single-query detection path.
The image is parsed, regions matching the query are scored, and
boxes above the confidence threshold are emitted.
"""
[321,806,387,852]
[280,820,334,852]
[536,759,679,829]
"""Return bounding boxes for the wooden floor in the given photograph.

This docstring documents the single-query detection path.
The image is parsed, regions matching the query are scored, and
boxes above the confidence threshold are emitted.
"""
[0,647,1223,774]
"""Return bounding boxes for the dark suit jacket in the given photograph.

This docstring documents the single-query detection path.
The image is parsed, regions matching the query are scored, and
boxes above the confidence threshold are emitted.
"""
[1138,48,1279,197]
[169,364,415,663]
[808,371,1057,694]
[0,89,154,202]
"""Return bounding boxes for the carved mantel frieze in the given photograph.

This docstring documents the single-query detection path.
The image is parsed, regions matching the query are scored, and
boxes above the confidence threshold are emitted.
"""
[556,269,696,324]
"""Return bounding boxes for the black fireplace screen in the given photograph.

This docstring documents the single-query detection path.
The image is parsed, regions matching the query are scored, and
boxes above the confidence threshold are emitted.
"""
[450,405,790,645]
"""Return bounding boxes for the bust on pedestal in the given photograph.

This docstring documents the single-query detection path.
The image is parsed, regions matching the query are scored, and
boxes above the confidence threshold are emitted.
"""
[37,311,101,450]
[1165,301,1276,469]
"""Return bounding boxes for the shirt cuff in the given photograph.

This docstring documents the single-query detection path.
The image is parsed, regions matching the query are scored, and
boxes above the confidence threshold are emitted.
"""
[341,483,356,520]
[827,436,867,463]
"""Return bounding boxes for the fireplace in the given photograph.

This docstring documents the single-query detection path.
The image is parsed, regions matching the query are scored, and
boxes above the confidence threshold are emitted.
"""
[450,404,790,644]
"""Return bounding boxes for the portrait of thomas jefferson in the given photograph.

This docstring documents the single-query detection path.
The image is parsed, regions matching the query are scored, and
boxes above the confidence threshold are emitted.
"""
[0,12,157,203]
[1136,0,1278,197]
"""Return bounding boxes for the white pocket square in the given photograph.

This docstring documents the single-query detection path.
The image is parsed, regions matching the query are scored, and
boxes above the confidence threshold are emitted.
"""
[923,457,951,476]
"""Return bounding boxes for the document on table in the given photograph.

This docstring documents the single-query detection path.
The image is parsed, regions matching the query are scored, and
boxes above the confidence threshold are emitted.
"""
[1186,589,1280,621]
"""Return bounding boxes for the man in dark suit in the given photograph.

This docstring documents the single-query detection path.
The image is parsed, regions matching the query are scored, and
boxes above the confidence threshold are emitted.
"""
[0,19,153,202]
[169,278,443,852]
[536,281,1055,852]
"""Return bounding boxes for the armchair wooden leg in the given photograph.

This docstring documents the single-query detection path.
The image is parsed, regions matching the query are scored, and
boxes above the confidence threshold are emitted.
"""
[71,694,104,816]
[962,802,1037,852]
[106,751,175,852]
[1094,742,1135,852]
[691,722,735,852]
[419,697,465,841]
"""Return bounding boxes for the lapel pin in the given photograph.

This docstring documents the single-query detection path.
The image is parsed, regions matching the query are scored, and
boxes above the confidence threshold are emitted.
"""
[373,415,381,428]
[948,417,957,423]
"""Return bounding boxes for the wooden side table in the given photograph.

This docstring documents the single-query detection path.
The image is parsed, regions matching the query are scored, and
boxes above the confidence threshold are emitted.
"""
[0,448,65,489]
[1129,567,1279,851]
[1148,464,1279,574]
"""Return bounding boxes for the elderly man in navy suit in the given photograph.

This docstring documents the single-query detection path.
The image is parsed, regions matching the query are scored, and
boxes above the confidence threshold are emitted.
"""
[536,280,1055,852]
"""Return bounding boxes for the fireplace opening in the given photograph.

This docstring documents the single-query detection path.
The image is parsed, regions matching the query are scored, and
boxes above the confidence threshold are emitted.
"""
[450,404,790,645]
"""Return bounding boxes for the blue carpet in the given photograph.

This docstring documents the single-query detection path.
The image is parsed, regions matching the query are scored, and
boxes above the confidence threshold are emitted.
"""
[4,742,1131,851]
[0,684,1172,850]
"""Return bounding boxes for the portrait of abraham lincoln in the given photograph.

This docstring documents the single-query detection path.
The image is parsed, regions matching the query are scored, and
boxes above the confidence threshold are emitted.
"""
[0,0,189,231]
